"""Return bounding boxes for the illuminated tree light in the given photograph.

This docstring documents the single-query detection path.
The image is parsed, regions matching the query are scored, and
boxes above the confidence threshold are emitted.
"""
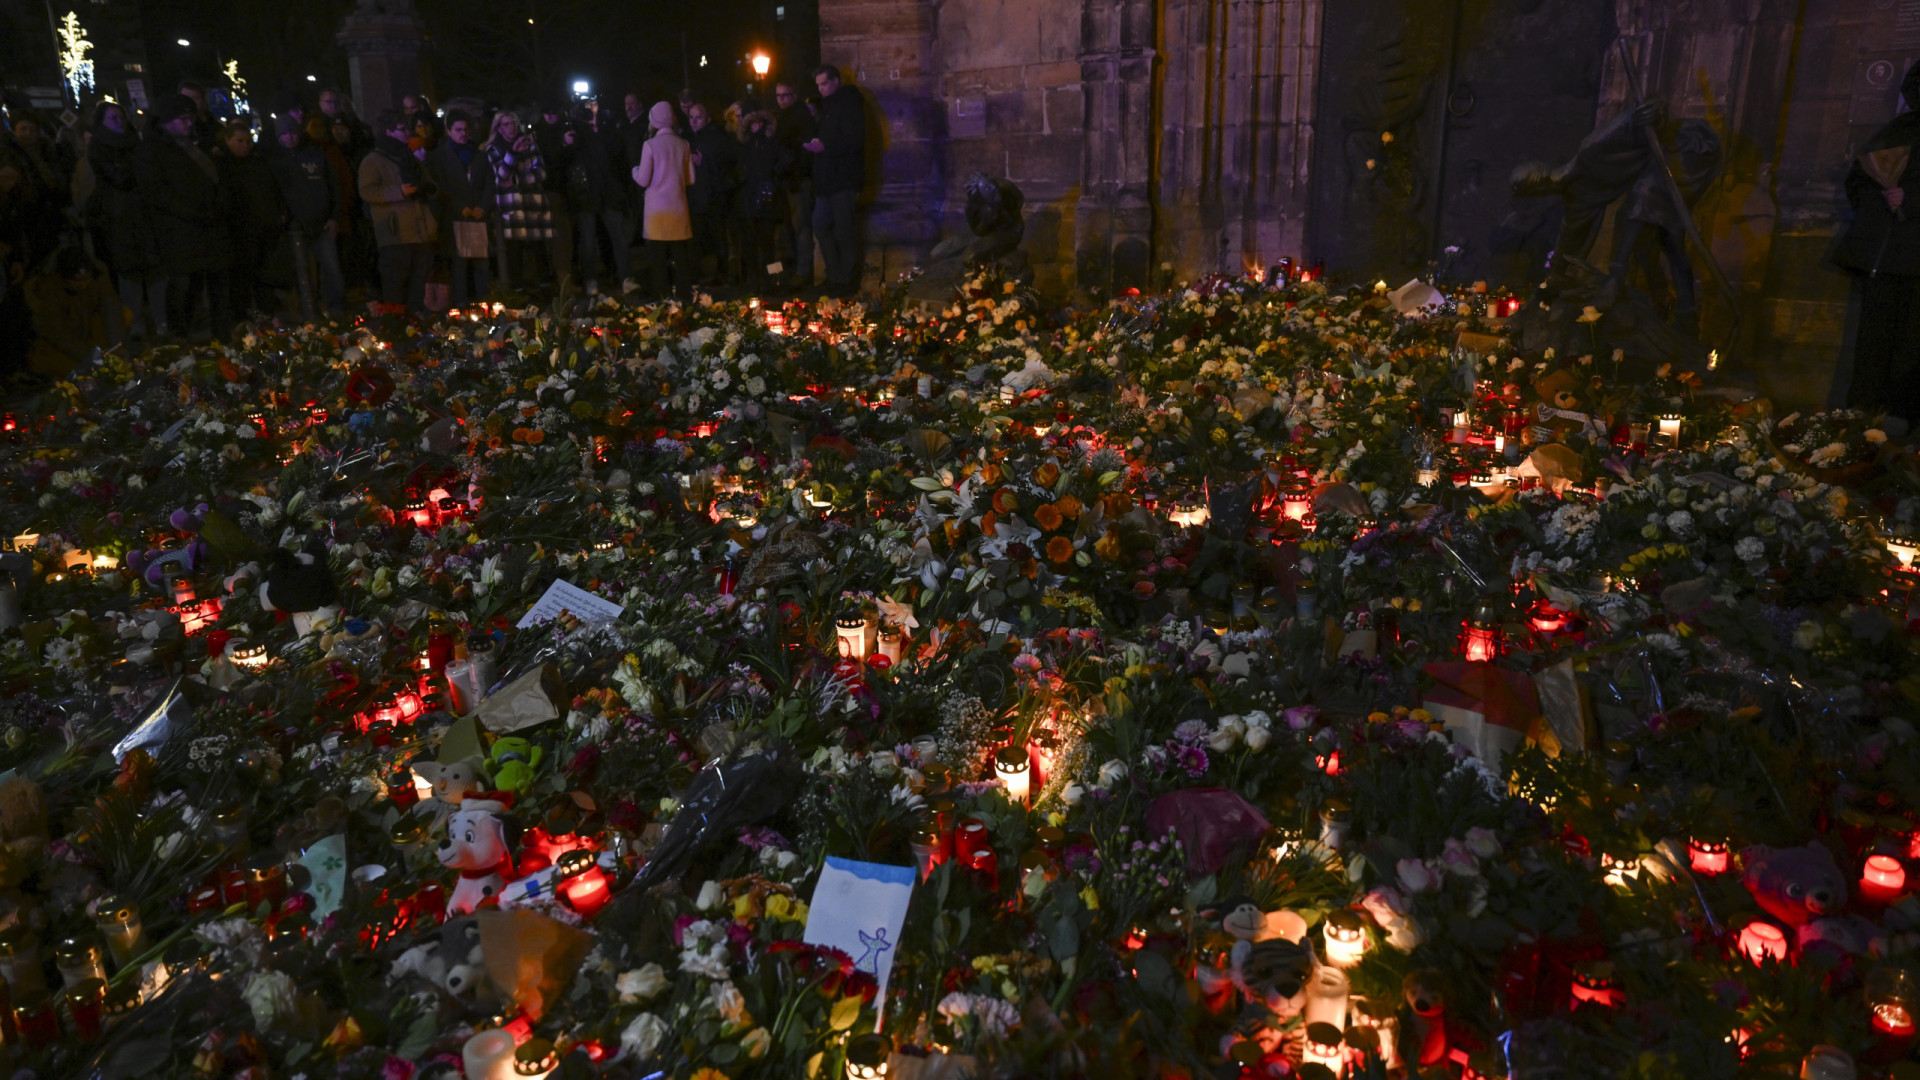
[58,11,94,102]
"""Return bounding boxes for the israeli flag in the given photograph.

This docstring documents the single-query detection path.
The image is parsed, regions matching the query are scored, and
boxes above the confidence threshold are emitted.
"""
[803,857,916,1003]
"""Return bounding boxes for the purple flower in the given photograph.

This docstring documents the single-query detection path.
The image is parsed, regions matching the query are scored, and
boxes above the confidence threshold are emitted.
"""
[1284,705,1320,730]
[1177,745,1209,776]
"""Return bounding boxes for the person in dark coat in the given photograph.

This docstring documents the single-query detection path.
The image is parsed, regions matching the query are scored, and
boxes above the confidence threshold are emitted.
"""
[4,112,72,269]
[216,121,289,317]
[272,115,345,313]
[685,102,738,286]
[359,109,439,311]
[427,110,493,306]
[773,81,817,289]
[732,110,789,293]
[138,94,232,340]
[84,101,167,338]
[534,103,577,283]
[805,66,868,297]
[563,103,634,291]
[1834,61,1920,429]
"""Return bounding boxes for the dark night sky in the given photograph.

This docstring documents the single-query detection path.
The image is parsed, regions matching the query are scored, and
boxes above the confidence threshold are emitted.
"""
[4,0,817,114]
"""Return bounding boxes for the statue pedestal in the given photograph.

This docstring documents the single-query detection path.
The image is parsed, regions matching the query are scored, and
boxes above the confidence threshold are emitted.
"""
[337,1,432,118]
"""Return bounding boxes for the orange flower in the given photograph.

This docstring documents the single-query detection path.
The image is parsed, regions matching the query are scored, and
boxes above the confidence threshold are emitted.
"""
[1046,535,1075,564]
[1094,527,1122,560]
[525,429,545,444]
[1033,503,1064,532]
[992,488,1019,515]
[978,511,998,538]
[981,463,1004,485]
[1132,580,1157,597]
[1055,494,1082,519]
[1033,461,1061,487]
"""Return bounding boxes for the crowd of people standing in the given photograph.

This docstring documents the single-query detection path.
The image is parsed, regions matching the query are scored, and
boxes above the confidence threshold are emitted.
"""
[0,66,870,386]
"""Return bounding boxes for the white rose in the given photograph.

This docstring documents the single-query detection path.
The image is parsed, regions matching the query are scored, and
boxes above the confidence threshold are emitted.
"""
[620,1011,669,1062]
[1243,724,1271,752]
[695,879,726,911]
[242,969,299,1028]
[1061,782,1086,805]
[616,962,668,1002]
[1097,759,1129,789]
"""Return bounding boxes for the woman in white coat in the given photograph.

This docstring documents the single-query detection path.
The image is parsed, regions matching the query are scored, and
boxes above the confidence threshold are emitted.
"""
[631,101,695,299]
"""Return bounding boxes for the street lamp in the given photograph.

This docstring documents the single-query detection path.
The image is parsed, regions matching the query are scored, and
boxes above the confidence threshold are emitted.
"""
[571,79,590,97]
[751,53,771,78]
[176,37,190,46]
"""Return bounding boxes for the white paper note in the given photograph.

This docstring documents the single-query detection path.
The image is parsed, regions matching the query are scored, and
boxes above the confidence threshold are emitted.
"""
[516,579,624,629]
[803,857,916,1003]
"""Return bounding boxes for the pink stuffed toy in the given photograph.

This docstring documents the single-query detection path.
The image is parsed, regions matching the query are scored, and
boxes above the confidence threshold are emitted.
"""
[1741,842,1881,957]
[439,799,516,915]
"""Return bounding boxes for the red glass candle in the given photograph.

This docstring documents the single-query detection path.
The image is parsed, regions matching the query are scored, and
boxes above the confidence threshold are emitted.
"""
[1688,838,1729,876]
[1863,855,1907,904]
[1738,921,1789,964]
[13,990,58,1047]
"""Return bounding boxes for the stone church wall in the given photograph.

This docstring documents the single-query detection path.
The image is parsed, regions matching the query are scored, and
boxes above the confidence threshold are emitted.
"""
[818,0,1914,407]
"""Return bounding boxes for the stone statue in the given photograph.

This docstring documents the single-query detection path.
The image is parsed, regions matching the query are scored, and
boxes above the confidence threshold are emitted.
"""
[910,173,1029,299]
[1507,102,1723,364]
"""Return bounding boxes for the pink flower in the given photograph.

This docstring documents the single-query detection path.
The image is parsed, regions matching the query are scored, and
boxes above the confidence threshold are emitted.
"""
[1396,858,1439,894]
[1358,886,1408,922]
[1463,827,1501,860]
[1284,705,1320,730]
[1439,838,1481,877]
[1011,653,1043,673]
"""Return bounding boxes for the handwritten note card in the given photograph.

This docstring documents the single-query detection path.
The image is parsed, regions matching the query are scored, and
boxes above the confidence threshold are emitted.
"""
[516,579,625,629]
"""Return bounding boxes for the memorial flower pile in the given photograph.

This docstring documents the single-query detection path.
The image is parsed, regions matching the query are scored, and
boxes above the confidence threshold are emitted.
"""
[1,271,1919,1079]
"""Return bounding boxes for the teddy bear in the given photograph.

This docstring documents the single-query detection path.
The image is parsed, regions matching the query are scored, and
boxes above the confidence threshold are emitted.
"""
[0,777,49,930]
[439,801,518,916]
[1741,842,1882,957]
[486,737,544,796]
[413,759,487,812]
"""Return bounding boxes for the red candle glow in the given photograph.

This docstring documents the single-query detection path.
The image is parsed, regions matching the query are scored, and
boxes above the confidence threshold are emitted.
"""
[1862,854,1907,903]
[1688,838,1730,876]
[1738,921,1789,964]
[1874,1001,1916,1037]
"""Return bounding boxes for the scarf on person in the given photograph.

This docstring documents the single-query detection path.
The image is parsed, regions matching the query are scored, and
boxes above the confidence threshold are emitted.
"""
[374,134,425,188]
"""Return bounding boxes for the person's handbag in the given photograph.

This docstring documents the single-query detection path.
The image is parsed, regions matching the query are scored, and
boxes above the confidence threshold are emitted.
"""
[454,219,490,260]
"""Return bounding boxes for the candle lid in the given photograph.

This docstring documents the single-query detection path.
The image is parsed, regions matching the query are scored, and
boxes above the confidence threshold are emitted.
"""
[514,1038,558,1073]
[1305,1021,1344,1048]
[1320,798,1351,823]
[63,978,106,1007]
[994,746,1028,771]
[104,980,142,1014]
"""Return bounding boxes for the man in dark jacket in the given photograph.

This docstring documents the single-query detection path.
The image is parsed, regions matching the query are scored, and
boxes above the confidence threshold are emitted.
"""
[1835,60,1920,429]
[686,102,738,286]
[534,102,577,283]
[272,115,345,313]
[85,101,166,337]
[138,94,232,340]
[216,121,289,318]
[564,103,634,292]
[427,111,493,306]
[805,65,868,297]
[773,81,817,289]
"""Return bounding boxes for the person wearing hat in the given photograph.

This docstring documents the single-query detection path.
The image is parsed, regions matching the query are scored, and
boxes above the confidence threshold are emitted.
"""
[136,93,232,340]
[631,100,694,300]
[272,113,344,314]
[359,108,439,311]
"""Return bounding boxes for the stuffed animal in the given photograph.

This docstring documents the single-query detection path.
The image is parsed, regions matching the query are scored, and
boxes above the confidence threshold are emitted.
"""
[1403,969,1450,1068]
[259,545,338,614]
[0,777,49,930]
[413,760,487,810]
[124,505,211,587]
[438,803,517,915]
[440,916,492,1004]
[487,737,545,796]
[1741,843,1849,926]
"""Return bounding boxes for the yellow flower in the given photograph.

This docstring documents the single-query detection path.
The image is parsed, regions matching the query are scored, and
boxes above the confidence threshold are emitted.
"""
[733,893,761,921]
[693,1069,731,1080]
[1079,886,1100,911]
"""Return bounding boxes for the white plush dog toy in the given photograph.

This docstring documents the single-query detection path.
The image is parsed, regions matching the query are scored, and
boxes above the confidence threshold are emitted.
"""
[438,800,516,915]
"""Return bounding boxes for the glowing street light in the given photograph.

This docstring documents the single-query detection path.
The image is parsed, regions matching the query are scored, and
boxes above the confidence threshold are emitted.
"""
[176,38,190,46]
[751,53,771,77]
[571,79,590,96]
